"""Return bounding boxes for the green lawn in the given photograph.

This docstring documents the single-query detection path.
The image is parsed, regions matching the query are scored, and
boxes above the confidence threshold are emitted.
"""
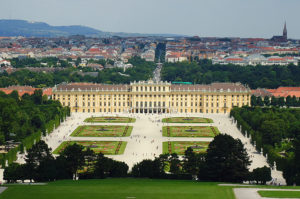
[0,179,235,199]
[53,141,127,155]
[162,126,219,137]
[163,141,210,155]
[162,117,213,123]
[258,190,300,198]
[84,116,136,123]
[71,125,133,137]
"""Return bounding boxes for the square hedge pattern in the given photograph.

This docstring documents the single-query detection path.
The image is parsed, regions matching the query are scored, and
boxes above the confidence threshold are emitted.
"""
[163,141,210,155]
[84,117,136,123]
[162,117,213,123]
[163,126,219,137]
[71,125,133,137]
[53,141,127,155]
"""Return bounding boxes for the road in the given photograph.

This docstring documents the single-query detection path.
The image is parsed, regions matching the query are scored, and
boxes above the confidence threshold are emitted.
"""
[153,62,162,82]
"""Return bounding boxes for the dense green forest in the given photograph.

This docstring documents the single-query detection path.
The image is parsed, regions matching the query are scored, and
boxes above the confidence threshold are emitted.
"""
[0,90,70,166]
[0,57,156,88]
[230,107,300,185]
[161,61,300,89]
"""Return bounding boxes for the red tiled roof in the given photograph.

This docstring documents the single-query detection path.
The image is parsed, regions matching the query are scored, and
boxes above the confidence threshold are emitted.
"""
[226,58,244,61]
[43,88,52,96]
[268,58,285,61]
[0,86,51,97]
[267,87,300,98]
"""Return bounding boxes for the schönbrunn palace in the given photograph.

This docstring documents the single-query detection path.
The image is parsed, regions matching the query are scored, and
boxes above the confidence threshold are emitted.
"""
[52,80,251,114]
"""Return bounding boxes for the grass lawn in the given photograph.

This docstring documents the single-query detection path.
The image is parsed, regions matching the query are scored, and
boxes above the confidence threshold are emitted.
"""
[71,125,133,137]
[162,117,213,123]
[162,126,219,137]
[0,179,235,199]
[53,141,127,155]
[84,116,136,123]
[163,141,210,155]
[258,190,300,198]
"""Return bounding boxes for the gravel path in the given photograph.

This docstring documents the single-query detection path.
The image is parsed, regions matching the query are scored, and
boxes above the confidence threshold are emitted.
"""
[0,187,7,194]
[234,188,300,199]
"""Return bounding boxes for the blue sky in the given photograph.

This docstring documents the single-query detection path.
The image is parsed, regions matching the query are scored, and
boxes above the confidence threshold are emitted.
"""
[1,0,300,38]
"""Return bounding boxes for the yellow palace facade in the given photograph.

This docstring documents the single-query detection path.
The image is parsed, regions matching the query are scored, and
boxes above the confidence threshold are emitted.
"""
[52,80,251,114]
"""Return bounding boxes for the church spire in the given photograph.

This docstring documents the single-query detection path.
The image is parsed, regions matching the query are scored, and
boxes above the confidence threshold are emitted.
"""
[283,21,287,40]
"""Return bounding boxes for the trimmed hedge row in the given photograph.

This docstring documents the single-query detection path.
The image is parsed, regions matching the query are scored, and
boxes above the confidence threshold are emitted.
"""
[230,107,284,170]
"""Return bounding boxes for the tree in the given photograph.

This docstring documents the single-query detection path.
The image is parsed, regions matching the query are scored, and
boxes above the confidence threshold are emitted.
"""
[9,90,19,102]
[84,147,96,173]
[183,147,205,178]
[75,57,81,66]
[131,159,162,178]
[271,96,278,106]
[25,140,54,182]
[94,153,113,178]
[4,163,23,183]
[251,96,257,106]
[250,166,272,184]
[205,134,251,182]
[109,160,128,177]
[32,89,43,104]
[60,143,85,180]
[260,120,284,146]
[278,97,285,107]
[169,153,181,175]
[264,96,270,106]
[257,97,264,106]
[93,153,128,178]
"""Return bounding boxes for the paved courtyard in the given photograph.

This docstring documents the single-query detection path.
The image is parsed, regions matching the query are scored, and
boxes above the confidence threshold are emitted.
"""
[7,112,286,185]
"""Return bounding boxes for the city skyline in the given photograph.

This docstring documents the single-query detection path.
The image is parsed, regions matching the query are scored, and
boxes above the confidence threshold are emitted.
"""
[1,0,300,39]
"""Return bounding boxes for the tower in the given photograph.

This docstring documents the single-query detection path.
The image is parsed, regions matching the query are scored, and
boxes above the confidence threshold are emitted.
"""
[283,21,287,40]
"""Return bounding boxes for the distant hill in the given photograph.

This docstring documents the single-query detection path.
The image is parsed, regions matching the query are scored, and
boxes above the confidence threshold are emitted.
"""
[0,19,183,38]
[0,19,103,37]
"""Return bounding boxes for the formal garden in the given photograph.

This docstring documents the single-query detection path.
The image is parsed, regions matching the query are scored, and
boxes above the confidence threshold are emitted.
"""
[162,126,219,137]
[84,116,136,123]
[53,141,127,155]
[71,125,133,137]
[162,117,213,123]
[163,141,210,155]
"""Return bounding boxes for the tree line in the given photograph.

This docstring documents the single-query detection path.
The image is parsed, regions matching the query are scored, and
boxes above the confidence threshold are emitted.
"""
[230,107,300,185]
[251,95,300,107]
[0,90,70,166]
[0,57,156,88]
[161,60,300,89]
[10,57,72,68]
[4,134,271,185]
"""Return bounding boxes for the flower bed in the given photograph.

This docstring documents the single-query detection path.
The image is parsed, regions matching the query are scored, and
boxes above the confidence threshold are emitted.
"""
[163,141,210,155]
[84,117,136,123]
[162,126,219,137]
[53,141,127,155]
[162,117,213,123]
[71,125,133,137]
